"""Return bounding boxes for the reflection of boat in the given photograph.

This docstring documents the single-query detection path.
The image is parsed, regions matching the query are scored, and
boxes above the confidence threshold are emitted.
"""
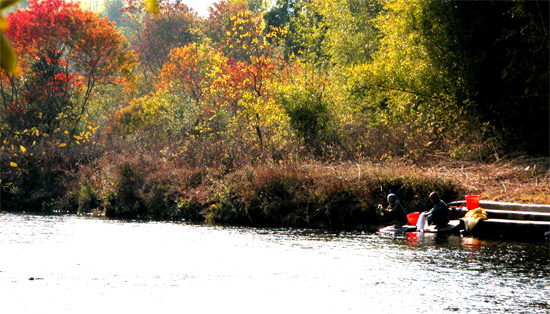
[449,201,550,242]
[378,225,417,233]
[378,220,460,236]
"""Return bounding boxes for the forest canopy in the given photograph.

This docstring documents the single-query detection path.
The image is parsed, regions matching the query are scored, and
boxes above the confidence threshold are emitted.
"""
[1,0,548,215]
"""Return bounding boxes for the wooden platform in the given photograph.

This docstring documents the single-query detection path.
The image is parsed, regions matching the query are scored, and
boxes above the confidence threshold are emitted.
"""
[379,200,550,241]
[449,200,550,242]
[484,209,550,221]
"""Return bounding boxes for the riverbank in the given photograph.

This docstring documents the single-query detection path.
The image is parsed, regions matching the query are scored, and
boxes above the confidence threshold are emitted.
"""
[2,155,548,230]
[74,156,548,230]
[72,159,458,229]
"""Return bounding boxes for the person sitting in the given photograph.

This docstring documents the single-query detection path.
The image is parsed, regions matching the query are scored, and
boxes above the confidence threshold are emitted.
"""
[424,192,450,229]
[378,193,408,227]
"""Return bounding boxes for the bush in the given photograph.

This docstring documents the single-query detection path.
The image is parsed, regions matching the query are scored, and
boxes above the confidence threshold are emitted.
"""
[72,148,214,221]
[203,161,461,229]
[0,143,83,212]
[104,162,147,218]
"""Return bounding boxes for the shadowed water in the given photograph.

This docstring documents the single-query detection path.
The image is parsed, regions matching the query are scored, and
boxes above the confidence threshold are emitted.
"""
[0,213,548,313]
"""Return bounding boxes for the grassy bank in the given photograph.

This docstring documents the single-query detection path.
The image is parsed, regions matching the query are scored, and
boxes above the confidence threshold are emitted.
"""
[77,155,547,229]
[433,157,550,204]
[201,161,461,229]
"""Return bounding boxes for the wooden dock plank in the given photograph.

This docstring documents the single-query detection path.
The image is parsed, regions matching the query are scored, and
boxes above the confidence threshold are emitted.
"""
[449,200,550,213]
[484,209,550,221]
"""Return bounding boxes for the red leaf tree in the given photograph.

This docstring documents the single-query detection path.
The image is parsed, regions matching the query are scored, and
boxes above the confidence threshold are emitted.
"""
[1,0,136,144]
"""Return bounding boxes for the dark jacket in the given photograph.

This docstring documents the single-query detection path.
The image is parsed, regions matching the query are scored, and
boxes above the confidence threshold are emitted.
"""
[427,200,450,228]
[381,201,408,226]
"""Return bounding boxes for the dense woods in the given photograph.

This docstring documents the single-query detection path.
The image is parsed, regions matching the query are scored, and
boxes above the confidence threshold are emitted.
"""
[1,0,548,227]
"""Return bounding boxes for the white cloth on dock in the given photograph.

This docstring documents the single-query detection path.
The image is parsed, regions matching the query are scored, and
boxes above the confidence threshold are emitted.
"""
[416,212,428,232]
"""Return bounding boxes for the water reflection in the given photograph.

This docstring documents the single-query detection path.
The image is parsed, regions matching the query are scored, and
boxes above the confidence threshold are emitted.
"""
[0,213,548,314]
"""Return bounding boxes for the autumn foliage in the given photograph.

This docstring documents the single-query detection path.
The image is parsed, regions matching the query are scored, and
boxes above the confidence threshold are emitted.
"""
[3,0,135,139]
[1,0,136,210]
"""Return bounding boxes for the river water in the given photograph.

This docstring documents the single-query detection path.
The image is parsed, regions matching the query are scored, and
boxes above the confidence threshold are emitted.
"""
[0,213,548,314]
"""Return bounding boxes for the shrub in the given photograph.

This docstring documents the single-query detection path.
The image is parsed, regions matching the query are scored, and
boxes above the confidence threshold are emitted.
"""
[0,143,82,212]
[202,161,459,229]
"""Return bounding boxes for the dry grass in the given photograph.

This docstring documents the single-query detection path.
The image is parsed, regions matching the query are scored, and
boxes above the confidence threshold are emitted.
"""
[427,157,550,204]
[315,158,550,205]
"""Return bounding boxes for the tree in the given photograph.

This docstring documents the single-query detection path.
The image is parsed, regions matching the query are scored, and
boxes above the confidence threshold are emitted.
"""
[2,0,135,143]
[263,0,301,59]
[159,43,223,107]
[275,61,333,153]
[158,42,230,135]
[341,0,479,160]
[203,0,250,55]
[348,0,550,159]
[281,0,327,66]
[422,0,549,156]
[217,9,290,148]
[122,0,199,83]
[0,0,136,210]
[2,0,135,141]
[267,0,381,66]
